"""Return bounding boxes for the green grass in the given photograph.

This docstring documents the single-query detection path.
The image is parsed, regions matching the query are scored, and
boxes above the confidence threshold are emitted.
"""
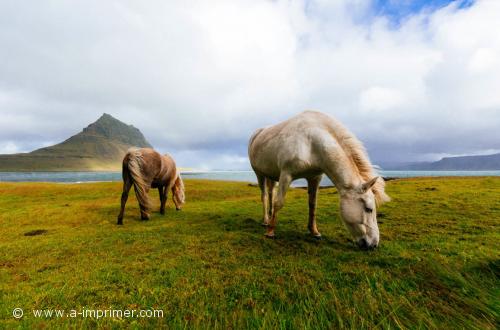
[0,177,499,329]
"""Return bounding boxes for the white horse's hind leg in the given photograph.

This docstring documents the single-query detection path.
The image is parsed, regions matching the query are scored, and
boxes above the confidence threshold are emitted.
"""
[257,175,270,226]
[307,175,322,238]
[266,172,292,238]
[266,179,277,220]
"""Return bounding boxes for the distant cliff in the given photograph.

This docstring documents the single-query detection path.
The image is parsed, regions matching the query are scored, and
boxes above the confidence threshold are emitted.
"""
[0,114,152,171]
[385,153,500,171]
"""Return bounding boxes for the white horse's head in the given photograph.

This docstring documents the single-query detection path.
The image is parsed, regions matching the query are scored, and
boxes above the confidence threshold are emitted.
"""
[340,177,382,250]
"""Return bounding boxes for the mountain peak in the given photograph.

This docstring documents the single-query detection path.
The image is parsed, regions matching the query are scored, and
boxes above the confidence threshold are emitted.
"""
[82,114,152,148]
[97,112,115,121]
[0,114,153,171]
[88,113,132,130]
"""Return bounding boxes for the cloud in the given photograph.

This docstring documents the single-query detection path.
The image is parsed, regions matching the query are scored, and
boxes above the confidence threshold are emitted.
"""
[0,0,499,168]
[0,141,21,154]
[359,86,407,112]
[468,48,498,73]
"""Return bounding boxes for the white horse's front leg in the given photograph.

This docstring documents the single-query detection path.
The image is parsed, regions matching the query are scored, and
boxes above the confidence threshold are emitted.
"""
[266,172,292,238]
[307,175,322,238]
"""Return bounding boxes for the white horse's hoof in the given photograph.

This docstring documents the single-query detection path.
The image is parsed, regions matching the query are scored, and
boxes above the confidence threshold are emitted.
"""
[261,222,270,227]
[312,233,322,240]
[264,233,275,239]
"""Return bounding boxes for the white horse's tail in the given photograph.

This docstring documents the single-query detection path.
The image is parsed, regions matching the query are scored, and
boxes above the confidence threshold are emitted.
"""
[127,149,151,211]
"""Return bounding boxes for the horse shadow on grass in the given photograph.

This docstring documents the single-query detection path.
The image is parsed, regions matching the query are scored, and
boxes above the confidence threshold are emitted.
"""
[100,203,179,225]
[99,202,358,254]
[216,215,358,254]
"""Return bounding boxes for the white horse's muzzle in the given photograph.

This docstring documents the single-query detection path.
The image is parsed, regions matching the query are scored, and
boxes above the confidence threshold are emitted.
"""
[357,238,378,250]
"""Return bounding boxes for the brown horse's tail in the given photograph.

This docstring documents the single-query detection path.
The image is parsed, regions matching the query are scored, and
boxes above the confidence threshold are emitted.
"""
[126,149,151,212]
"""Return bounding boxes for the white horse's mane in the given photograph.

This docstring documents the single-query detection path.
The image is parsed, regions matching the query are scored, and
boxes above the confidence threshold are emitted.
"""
[326,116,390,205]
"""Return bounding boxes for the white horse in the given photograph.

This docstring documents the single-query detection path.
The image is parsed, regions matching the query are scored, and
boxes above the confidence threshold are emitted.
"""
[248,111,390,249]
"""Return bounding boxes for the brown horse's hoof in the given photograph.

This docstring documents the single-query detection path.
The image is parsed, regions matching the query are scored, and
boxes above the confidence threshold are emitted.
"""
[141,215,150,221]
[312,233,322,240]
[261,222,270,227]
[264,233,276,239]
[176,208,181,211]
[160,210,165,215]
[117,220,123,225]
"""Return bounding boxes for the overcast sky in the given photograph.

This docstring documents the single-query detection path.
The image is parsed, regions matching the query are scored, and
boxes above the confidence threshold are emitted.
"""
[0,0,499,169]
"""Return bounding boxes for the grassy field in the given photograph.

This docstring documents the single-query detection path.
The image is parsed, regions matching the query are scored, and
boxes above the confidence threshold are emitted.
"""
[0,177,499,329]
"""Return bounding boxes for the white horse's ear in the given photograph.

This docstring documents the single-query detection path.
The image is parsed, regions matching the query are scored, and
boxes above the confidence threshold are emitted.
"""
[362,177,379,192]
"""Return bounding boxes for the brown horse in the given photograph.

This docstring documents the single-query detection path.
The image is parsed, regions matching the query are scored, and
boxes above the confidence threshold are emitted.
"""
[117,148,185,225]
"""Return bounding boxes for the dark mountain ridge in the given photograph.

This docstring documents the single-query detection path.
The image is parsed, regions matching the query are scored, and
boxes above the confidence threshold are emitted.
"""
[384,153,500,171]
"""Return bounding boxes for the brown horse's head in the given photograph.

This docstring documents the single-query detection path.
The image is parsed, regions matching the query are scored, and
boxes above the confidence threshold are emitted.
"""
[172,174,185,210]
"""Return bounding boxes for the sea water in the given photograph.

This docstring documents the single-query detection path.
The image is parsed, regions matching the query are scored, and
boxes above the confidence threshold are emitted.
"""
[1,170,499,187]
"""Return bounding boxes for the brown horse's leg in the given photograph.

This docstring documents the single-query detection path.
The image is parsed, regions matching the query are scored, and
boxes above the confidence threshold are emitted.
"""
[266,172,292,238]
[159,186,166,215]
[307,175,322,238]
[164,185,169,207]
[117,179,132,225]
